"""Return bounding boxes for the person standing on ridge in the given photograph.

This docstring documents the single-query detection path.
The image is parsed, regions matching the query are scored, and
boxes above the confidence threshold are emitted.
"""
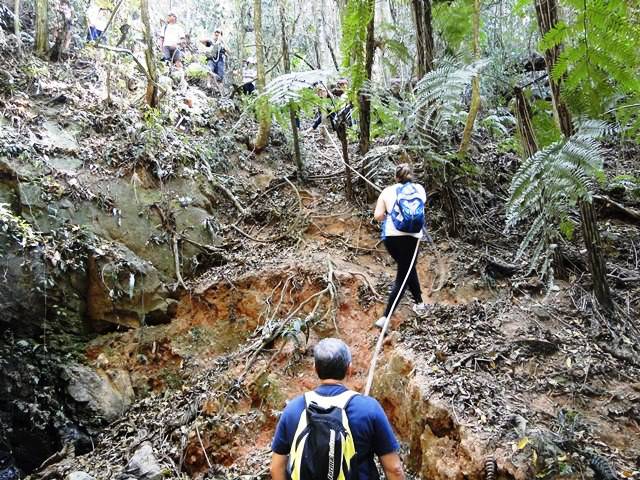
[373,163,429,328]
[270,338,405,480]
[160,13,186,69]
[201,29,227,81]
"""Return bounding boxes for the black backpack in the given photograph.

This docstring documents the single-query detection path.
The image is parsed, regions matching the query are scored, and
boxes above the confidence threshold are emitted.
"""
[287,390,359,480]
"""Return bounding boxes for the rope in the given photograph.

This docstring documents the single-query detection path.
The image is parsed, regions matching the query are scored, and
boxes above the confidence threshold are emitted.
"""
[363,237,421,396]
[317,124,434,395]
[321,125,383,193]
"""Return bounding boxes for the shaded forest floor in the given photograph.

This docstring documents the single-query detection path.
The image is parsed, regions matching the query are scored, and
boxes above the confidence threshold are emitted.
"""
[1,36,639,480]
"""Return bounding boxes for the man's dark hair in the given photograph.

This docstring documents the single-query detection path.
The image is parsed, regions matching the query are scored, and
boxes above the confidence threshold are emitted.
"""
[313,338,352,380]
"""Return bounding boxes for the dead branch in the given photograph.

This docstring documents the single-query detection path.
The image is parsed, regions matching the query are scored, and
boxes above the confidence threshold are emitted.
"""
[231,178,305,243]
[94,44,152,82]
[594,194,640,224]
[211,176,247,216]
[173,235,187,290]
[345,270,382,300]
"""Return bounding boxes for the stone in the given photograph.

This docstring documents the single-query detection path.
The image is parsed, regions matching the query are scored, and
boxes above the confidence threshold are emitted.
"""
[66,472,97,480]
[85,245,176,331]
[62,363,135,423]
[122,442,163,480]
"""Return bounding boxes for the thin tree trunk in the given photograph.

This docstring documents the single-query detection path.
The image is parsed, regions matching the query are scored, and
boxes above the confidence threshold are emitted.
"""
[49,3,71,62]
[358,0,375,154]
[580,199,613,310]
[253,0,271,151]
[140,0,158,107]
[535,0,611,307]
[338,124,353,200]
[534,0,573,137]
[14,0,20,36]
[513,86,538,159]
[280,0,303,175]
[35,0,48,56]
[458,0,481,154]
[411,0,434,78]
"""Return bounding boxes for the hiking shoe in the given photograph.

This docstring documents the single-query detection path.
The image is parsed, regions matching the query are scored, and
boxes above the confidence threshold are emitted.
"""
[412,303,429,318]
[374,316,387,329]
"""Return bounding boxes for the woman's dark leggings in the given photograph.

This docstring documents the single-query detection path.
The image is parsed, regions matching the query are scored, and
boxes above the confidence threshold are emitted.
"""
[383,235,423,317]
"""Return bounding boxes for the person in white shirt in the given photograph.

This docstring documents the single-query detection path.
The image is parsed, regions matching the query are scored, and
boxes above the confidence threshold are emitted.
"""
[373,163,429,328]
[160,13,185,68]
[86,3,109,41]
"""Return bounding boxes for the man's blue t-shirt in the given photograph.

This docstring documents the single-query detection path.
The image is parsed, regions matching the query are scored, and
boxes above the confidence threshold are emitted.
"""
[271,383,400,480]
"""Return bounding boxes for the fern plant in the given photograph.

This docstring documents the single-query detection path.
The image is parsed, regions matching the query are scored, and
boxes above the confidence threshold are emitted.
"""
[506,119,611,281]
[540,0,640,135]
[357,57,486,180]
[340,0,374,96]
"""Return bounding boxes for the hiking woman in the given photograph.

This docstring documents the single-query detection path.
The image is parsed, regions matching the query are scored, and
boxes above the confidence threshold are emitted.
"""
[373,163,428,328]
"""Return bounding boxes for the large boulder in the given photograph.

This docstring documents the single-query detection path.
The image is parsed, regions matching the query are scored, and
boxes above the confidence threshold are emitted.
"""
[62,363,134,423]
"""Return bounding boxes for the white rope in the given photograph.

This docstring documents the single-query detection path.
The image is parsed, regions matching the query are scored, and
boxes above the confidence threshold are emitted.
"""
[363,237,421,396]
[321,125,383,193]
[316,124,430,395]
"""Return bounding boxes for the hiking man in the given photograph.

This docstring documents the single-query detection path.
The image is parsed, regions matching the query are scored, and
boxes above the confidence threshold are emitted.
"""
[86,2,109,41]
[270,338,405,480]
[200,29,227,81]
[373,163,429,329]
[160,13,185,69]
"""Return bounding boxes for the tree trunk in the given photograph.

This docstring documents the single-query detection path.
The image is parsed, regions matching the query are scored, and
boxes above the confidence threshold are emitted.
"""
[358,0,375,154]
[534,0,573,137]
[253,0,271,151]
[458,0,481,155]
[14,0,20,36]
[580,199,613,310]
[35,0,48,56]
[312,0,322,68]
[280,0,303,175]
[535,0,611,306]
[140,0,158,107]
[49,3,71,62]
[513,86,538,159]
[335,119,353,200]
[411,0,434,79]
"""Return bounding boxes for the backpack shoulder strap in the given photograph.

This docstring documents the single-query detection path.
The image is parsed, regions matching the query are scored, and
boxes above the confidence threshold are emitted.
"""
[305,389,358,410]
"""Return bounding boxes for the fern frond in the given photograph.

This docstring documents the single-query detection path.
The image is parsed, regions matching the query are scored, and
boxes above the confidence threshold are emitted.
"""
[265,70,335,106]
[507,117,608,281]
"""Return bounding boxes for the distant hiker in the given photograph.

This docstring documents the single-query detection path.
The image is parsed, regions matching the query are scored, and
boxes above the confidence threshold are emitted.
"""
[86,2,109,41]
[373,163,429,328]
[270,338,406,480]
[160,13,185,69]
[201,29,227,81]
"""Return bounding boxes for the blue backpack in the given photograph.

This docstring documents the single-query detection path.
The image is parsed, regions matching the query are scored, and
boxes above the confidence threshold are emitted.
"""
[390,183,425,233]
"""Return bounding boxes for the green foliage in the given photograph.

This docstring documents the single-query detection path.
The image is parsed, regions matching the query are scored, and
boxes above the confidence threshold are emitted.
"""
[340,0,373,96]
[506,120,612,281]
[408,57,486,157]
[433,0,474,55]
[540,0,640,134]
[531,99,562,148]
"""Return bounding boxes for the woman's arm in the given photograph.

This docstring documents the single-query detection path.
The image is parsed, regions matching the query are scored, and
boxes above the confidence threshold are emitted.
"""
[374,193,387,222]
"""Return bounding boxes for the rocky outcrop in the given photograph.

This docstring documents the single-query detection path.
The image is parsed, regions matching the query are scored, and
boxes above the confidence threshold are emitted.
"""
[86,246,177,331]
[373,348,488,480]
[62,363,135,423]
